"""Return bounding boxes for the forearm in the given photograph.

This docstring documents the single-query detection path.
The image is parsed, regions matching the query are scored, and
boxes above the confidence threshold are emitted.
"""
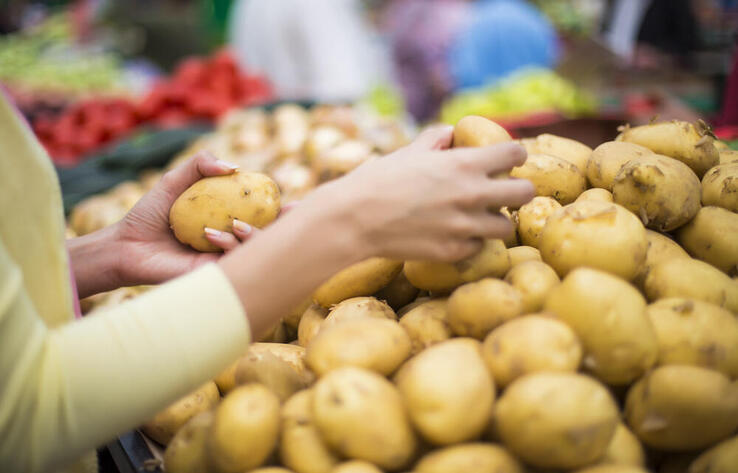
[66,224,124,299]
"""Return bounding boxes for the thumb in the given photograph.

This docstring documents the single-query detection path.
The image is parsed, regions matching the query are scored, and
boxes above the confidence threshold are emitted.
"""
[157,151,239,203]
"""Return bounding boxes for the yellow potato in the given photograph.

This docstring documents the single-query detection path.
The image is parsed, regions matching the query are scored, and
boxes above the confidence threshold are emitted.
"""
[496,372,619,469]
[612,154,702,231]
[69,195,127,235]
[246,343,310,376]
[482,315,581,388]
[141,382,219,446]
[576,187,614,203]
[539,200,648,280]
[545,268,657,385]
[507,246,541,267]
[280,389,339,473]
[586,141,652,190]
[304,125,346,162]
[313,258,403,307]
[625,365,738,450]
[617,120,719,177]
[398,299,452,355]
[632,230,690,288]
[678,206,738,275]
[234,350,313,402]
[259,319,288,343]
[500,207,519,247]
[169,171,280,252]
[313,367,416,470]
[572,466,649,473]
[644,258,738,313]
[529,133,592,172]
[306,317,411,376]
[701,163,738,212]
[284,298,312,332]
[313,139,374,178]
[208,384,281,473]
[452,115,512,148]
[447,278,523,339]
[414,443,524,473]
[373,270,419,311]
[510,153,587,204]
[516,196,562,248]
[297,304,328,347]
[719,149,738,164]
[214,359,240,395]
[598,423,646,467]
[403,260,465,293]
[688,434,738,473]
[647,298,738,378]
[163,411,214,473]
[322,297,396,330]
[330,461,383,473]
[395,338,494,445]
[503,260,560,313]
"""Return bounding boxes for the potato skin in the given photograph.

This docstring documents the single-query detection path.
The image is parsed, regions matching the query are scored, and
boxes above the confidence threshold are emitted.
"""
[495,372,619,469]
[313,367,416,470]
[624,365,738,450]
[414,443,524,473]
[572,466,649,473]
[169,172,281,252]
[297,304,328,347]
[517,196,562,248]
[373,271,419,311]
[678,206,738,275]
[280,389,339,473]
[647,298,738,378]
[234,350,312,402]
[719,149,738,164]
[395,338,494,445]
[598,423,646,467]
[447,278,523,339]
[612,154,702,231]
[701,162,738,212]
[617,120,719,177]
[306,317,411,376]
[632,230,690,288]
[545,268,657,385]
[576,187,614,203]
[141,382,219,446]
[313,258,402,307]
[504,260,560,313]
[587,141,652,190]
[452,115,512,148]
[511,153,587,204]
[644,258,738,314]
[322,297,396,329]
[398,299,452,355]
[330,461,383,473]
[688,434,738,473]
[482,315,581,388]
[507,246,541,266]
[163,411,215,473]
[539,200,648,280]
[530,133,592,173]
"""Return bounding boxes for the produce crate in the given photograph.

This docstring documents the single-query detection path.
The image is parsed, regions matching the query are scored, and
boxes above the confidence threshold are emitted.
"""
[107,431,162,473]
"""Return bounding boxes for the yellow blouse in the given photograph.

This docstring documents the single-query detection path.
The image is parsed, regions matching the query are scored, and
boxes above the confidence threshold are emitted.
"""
[0,94,251,473]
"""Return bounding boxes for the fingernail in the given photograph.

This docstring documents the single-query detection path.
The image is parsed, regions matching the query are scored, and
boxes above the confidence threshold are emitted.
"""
[204,227,222,237]
[232,219,252,234]
[216,159,239,170]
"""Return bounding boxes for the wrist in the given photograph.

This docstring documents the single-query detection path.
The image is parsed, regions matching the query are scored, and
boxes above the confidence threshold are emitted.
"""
[67,223,125,299]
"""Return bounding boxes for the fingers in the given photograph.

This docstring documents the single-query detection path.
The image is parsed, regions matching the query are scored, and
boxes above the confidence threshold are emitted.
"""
[159,151,239,201]
[204,219,257,252]
[232,219,254,240]
[480,178,536,210]
[279,201,299,216]
[446,142,527,174]
[409,125,455,151]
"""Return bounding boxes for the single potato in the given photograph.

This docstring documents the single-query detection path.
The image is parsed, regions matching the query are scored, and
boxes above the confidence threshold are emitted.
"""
[482,315,581,388]
[330,461,383,473]
[632,230,690,289]
[511,153,587,204]
[504,260,560,313]
[234,350,313,402]
[516,196,562,248]
[398,298,452,355]
[452,115,512,148]
[447,278,523,339]
[280,389,339,473]
[414,443,524,473]
[313,258,403,307]
[576,188,614,203]
[495,372,619,469]
[625,365,738,450]
[507,246,541,267]
[678,206,738,275]
[163,411,214,473]
[284,298,312,332]
[586,141,652,190]
[322,297,396,330]
[528,133,592,172]
[688,434,738,473]
[598,423,646,467]
[374,271,420,311]
[719,149,738,164]
[297,304,328,347]
[545,268,657,385]
[701,162,738,212]
[169,171,281,252]
[141,382,219,446]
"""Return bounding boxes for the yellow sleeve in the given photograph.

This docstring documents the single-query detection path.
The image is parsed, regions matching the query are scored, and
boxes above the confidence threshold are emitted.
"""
[0,240,250,473]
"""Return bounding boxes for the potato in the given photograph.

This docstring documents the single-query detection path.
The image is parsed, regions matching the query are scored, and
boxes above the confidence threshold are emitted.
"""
[373,271,419,311]
[260,319,288,343]
[500,207,519,247]
[396,296,432,317]
[414,443,524,473]
[678,206,738,275]
[496,372,619,469]
[572,466,649,473]
[398,299,452,355]
[250,469,293,473]
[322,297,396,331]
[617,120,719,176]
[529,133,592,172]
[247,343,310,376]
[280,389,339,473]
[507,246,541,266]
[447,278,523,339]
[587,141,652,190]
[647,298,738,378]
[612,154,702,231]
[539,200,648,280]
[304,125,346,162]
[313,367,416,470]
[208,384,281,473]
[404,239,510,292]
[510,153,587,204]
[169,172,281,252]
[701,163,738,212]
[452,115,512,148]
[330,461,383,473]
[284,298,312,332]
[271,160,317,201]
[214,360,240,395]
[313,139,373,178]
[504,261,560,313]
[545,268,657,385]
[69,195,127,235]
[688,434,738,473]
[644,258,738,313]
[163,411,214,473]
[306,317,411,376]
[598,423,646,467]
[482,315,581,388]
[234,351,313,402]
[141,382,219,446]
[576,187,614,203]
[632,230,690,288]
[298,304,328,347]
[313,258,403,307]
[517,196,562,248]
[719,149,738,164]
[625,365,738,450]
[395,338,494,445]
